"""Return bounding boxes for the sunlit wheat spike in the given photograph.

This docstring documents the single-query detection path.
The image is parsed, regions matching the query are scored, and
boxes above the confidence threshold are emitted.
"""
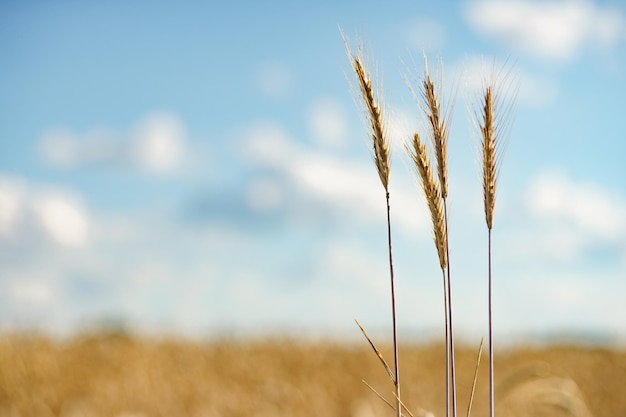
[406,133,447,269]
[472,59,519,417]
[344,37,391,191]
[474,60,518,230]
[481,86,496,230]
[421,57,449,199]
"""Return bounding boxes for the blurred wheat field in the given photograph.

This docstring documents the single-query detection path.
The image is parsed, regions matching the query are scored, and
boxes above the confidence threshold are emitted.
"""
[0,333,624,417]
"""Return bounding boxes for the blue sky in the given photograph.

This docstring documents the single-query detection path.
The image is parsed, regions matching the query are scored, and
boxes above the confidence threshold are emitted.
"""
[0,0,625,344]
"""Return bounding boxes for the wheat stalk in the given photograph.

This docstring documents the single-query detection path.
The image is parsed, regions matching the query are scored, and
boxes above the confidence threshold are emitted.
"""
[473,61,518,417]
[406,131,452,417]
[343,33,400,417]
[413,55,458,417]
[466,338,484,417]
[355,319,395,383]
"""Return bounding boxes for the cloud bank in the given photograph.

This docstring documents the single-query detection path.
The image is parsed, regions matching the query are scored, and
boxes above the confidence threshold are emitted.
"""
[240,120,429,233]
[0,175,90,248]
[39,112,188,174]
[465,0,626,60]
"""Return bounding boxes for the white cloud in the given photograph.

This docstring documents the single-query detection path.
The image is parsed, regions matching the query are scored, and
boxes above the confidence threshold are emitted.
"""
[241,121,428,233]
[527,170,626,241]
[40,128,124,169]
[131,113,186,173]
[294,154,383,222]
[320,241,388,294]
[407,17,447,52]
[506,223,587,262]
[465,0,626,61]
[497,268,626,338]
[387,107,416,148]
[241,122,297,166]
[1,167,623,340]
[505,170,626,263]
[0,174,91,248]
[462,55,557,107]
[40,112,188,175]
[307,97,349,148]
[515,70,558,107]
[246,177,284,213]
[32,193,89,247]
[254,61,294,99]
[0,176,26,238]
[11,280,57,306]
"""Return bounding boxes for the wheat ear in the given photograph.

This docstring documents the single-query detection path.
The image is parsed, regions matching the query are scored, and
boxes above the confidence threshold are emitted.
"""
[421,58,448,199]
[407,133,447,270]
[482,86,496,231]
[344,34,399,417]
[348,49,390,191]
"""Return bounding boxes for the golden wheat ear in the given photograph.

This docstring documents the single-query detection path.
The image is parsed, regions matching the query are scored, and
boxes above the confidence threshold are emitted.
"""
[405,54,457,197]
[472,61,519,230]
[421,56,449,199]
[341,31,391,191]
[405,133,446,270]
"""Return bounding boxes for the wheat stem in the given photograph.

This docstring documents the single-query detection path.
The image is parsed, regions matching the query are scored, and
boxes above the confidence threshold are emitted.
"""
[355,319,395,382]
[420,57,456,417]
[439,209,451,417]
[466,338,484,417]
[443,202,457,417]
[344,35,399,417]
[407,132,450,417]
[478,65,517,417]
[387,190,401,417]
[480,85,496,417]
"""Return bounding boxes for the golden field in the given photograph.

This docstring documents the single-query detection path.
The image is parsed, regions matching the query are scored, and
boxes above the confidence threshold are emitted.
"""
[0,332,624,417]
